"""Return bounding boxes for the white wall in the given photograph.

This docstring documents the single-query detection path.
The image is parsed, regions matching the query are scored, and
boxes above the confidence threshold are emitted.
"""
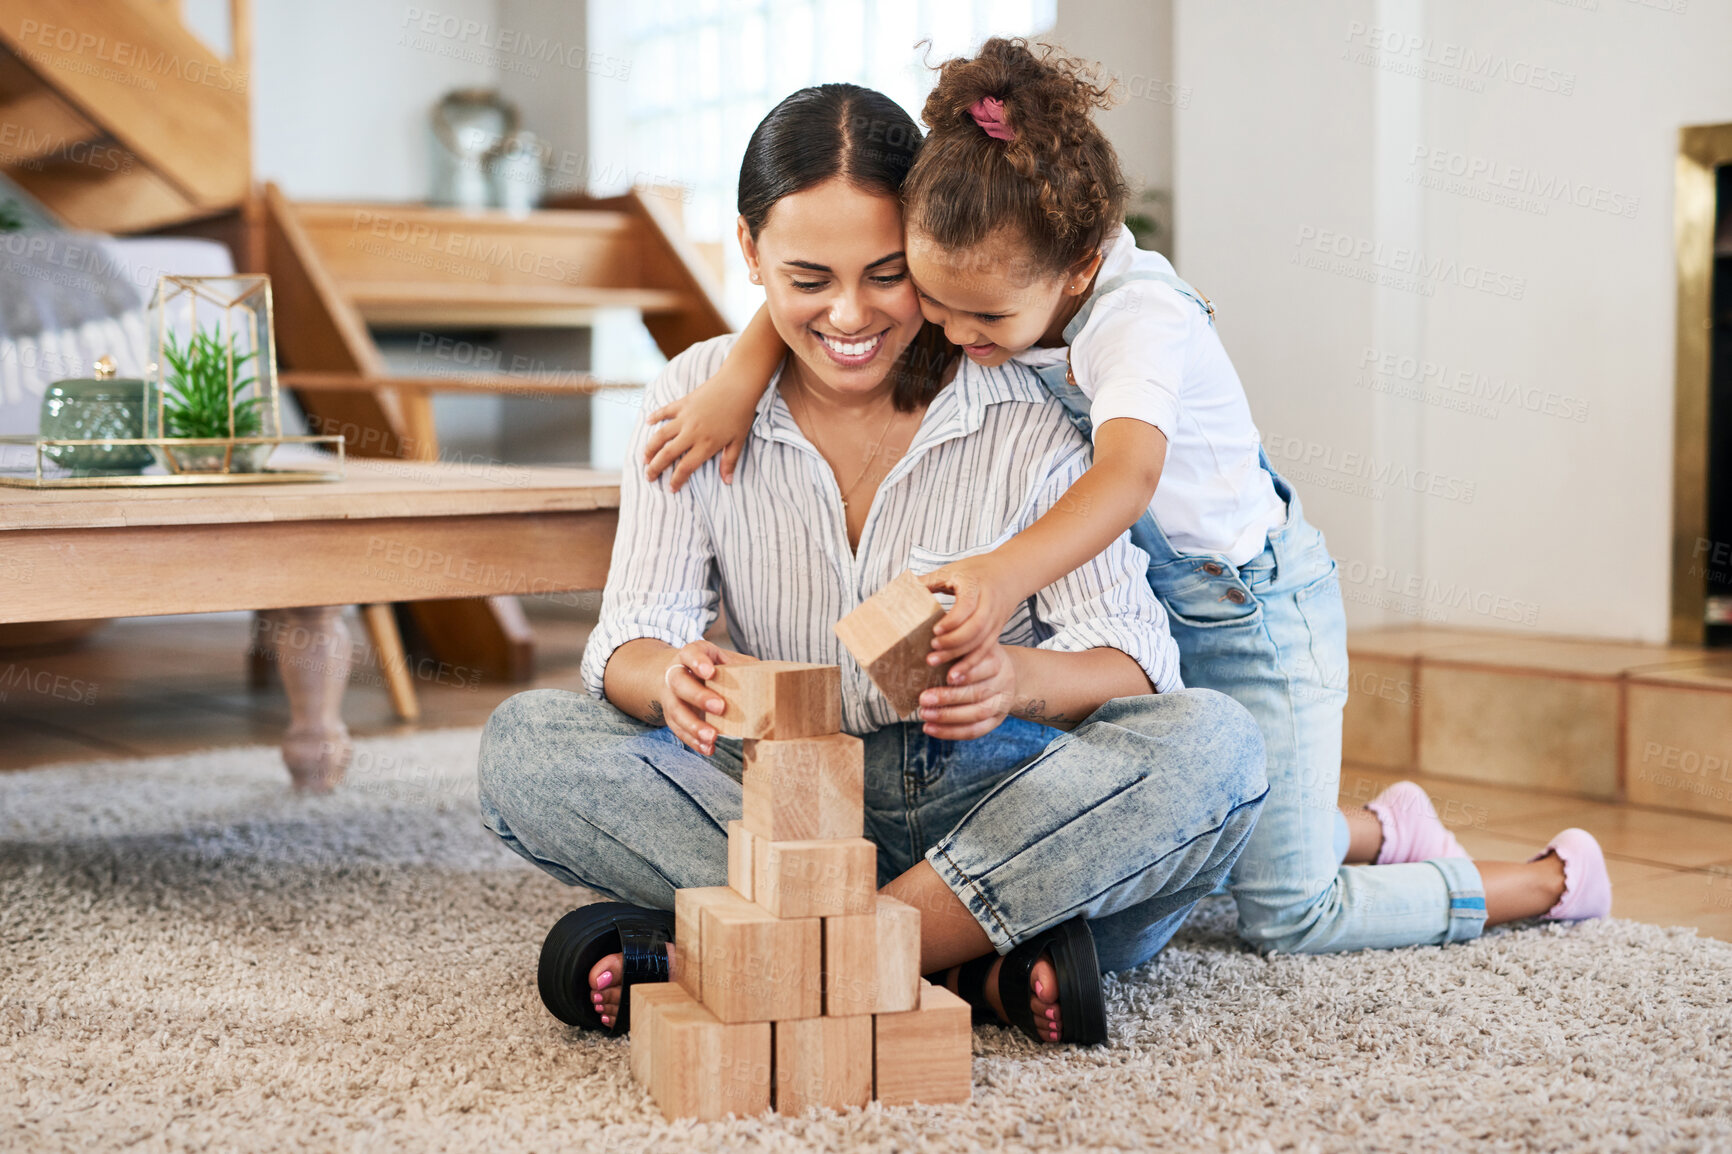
[1175,0,1732,641]
[493,0,590,197]
[251,0,588,202]
[1049,0,1176,253]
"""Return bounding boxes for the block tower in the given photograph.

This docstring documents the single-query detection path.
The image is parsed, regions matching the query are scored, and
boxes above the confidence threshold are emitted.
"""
[631,575,972,1121]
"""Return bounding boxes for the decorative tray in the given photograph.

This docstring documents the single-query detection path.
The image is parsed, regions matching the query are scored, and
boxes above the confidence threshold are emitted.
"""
[0,435,346,488]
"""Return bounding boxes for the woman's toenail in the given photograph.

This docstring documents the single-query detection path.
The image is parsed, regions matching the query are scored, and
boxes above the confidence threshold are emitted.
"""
[1034,980,1045,996]
[592,992,602,1003]
[596,971,613,989]
[1046,1007,1056,1019]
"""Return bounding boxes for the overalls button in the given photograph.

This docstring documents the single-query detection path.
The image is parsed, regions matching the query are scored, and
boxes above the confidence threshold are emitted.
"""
[1202,562,1225,576]
[1224,588,1249,605]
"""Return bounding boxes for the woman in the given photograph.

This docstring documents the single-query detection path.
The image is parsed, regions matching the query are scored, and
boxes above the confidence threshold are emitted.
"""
[476,83,1268,1046]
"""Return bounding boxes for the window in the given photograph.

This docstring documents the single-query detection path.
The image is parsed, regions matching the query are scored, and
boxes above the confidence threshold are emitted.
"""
[588,0,1056,325]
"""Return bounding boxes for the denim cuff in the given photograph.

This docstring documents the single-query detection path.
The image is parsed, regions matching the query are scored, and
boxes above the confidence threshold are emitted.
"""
[1428,856,1487,944]
[1331,809,1351,866]
[924,843,1019,955]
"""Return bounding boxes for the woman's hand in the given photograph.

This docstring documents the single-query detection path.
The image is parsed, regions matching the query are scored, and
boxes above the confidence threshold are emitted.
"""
[643,371,762,491]
[657,641,756,756]
[918,555,1022,669]
[917,635,1016,741]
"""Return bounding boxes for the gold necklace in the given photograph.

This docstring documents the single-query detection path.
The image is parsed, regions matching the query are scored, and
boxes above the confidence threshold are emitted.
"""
[785,379,902,509]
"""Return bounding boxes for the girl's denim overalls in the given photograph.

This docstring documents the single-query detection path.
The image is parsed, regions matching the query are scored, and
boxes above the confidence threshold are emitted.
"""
[1027,263,1486,953]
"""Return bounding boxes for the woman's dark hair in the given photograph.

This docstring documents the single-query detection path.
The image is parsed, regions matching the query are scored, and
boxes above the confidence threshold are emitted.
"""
[738,83,955,411]
[904,38,1127,276]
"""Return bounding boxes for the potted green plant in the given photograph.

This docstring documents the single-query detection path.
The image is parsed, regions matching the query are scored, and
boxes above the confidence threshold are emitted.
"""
[157,326,265,471]
[1124,187,1171,253]
[146,274,282,475]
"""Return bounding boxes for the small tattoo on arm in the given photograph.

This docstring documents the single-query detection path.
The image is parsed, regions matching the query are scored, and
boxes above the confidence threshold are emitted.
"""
[1016,696,1076,729]
[646,701,666,727]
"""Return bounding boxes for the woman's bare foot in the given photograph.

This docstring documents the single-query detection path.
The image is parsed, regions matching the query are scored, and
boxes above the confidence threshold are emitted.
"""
[588,946,673,1029]
[944,954,1063,1042]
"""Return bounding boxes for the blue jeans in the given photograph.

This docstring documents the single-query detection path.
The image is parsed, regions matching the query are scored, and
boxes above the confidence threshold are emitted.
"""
[1029,300,1487,954]
[477,688,1268,972]
[1156,480,1486,953]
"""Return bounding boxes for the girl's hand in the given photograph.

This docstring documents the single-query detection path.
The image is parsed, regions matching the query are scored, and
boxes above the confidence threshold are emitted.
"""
[917,636,1015,741]
[643,372,762,491]
[918,556,1021,667]
[658,642,756,756]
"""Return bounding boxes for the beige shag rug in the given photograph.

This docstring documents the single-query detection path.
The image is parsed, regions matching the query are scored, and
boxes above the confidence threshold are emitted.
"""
[3,729,1731,1153]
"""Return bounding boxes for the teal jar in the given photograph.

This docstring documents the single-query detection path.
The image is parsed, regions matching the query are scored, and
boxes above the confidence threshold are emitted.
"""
[39,358,154,476]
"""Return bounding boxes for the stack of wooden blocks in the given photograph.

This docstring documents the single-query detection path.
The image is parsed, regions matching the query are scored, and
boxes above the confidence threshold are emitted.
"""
[630,574,971,1120]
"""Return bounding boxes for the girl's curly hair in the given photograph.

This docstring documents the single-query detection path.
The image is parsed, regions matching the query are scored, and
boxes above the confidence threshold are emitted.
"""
[903,38,1127,275]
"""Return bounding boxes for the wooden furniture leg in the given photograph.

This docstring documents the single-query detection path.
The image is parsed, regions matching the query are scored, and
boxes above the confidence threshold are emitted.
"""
[267,605,353,790]
[408,595,536,682]
[249,606,417,722]
[247,609,275,688]
[361,602,420,721]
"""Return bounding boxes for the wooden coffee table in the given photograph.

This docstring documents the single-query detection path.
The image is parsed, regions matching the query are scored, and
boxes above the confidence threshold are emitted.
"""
[0,459,620,789]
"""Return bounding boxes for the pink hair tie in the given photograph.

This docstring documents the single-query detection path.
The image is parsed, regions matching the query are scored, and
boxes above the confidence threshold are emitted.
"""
[969,96,1014,142]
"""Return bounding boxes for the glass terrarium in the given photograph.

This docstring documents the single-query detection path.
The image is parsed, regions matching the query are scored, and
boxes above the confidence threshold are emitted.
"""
[145,274,281,473]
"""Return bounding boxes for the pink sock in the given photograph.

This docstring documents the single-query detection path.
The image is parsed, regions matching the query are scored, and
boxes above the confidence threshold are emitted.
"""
[1533,828,1612,920]
[1365,781,1469,865]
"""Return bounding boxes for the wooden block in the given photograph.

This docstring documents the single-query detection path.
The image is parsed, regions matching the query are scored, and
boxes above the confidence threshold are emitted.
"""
[700,888,822,1022]
[833,570,952,715]
[727,820,759,900]
[823,910,875,1018]
[673,886,737,1000]
[704,660,841,739]
[629,982,695,1090]
[753,836,876,919]
[649,992,772,1121]
[873,895,922,1014]
[774,1014,873,1114]
[823,895,921,1016]
[873,982,973,1106]
[742,733,865,842]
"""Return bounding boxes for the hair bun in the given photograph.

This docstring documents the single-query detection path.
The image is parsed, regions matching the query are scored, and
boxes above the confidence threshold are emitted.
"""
[906,38,1126,273]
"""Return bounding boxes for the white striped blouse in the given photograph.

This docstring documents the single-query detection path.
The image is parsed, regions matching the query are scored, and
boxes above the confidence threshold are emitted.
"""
[580,334,1183,734]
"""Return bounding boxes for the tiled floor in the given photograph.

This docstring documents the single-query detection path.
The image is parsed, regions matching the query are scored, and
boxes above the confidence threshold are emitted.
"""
[1338,764,1732,941]
[3,612,1729,941]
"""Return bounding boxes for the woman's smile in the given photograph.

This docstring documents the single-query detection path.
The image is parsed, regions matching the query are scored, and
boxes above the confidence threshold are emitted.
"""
[813,327,891,367]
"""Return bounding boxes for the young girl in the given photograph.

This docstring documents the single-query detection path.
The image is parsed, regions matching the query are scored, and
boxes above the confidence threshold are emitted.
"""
[644,39,1609,954]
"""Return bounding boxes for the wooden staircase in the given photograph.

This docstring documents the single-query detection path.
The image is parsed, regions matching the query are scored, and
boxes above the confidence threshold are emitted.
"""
[0,0,250,232]
[263,183,730,463]
[0,0,732,690]
[261,184,731,681]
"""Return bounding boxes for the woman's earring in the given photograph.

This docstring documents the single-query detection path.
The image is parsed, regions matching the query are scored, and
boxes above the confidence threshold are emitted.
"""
[749,271,762,284]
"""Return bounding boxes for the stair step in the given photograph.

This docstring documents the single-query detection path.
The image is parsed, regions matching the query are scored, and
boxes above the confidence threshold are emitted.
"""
[292,203,661,302]
[1344,626,1732,822]
[282,371,644,398]
[0,76,103,164]
[345,283,690,327]
[6,155,196,232]
[0,0,248,217]
[293,202,642,235]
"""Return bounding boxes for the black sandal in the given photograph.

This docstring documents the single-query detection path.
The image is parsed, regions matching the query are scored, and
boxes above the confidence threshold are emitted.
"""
[947,916,1108,1046]
[538,901,674,1032]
